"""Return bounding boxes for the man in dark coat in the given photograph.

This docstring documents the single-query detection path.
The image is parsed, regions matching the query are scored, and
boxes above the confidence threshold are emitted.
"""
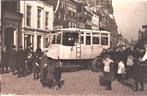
[9,45,17,74]
[35,47,42,57]
[26,47,34,74]
[133,59,144,91]
[40,51,49,86]
[40,50,56,88]
[33,47,42,79]
[54,57,62,90]
[16,46,26,77]
[46,57,56,88]
[1,46,9,73]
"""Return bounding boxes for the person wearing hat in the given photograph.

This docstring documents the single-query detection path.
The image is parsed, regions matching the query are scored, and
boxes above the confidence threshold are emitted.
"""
[16,46,26,77]
[40,50,56,88]
[133,43,147,91]
[40,50,49,87]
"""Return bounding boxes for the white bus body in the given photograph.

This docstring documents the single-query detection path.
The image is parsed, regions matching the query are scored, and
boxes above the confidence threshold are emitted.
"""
[45,28,111,60]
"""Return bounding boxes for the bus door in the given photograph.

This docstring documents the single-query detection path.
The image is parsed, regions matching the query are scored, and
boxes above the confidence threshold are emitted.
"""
[62,32,78,59]
[81,32,92,59]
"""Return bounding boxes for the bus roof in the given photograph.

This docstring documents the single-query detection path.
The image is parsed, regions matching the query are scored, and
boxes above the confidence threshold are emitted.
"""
[48,28,111,34]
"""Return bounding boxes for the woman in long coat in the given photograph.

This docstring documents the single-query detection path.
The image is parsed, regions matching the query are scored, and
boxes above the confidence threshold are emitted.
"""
[40,51,56,88]
[46,57,56,88]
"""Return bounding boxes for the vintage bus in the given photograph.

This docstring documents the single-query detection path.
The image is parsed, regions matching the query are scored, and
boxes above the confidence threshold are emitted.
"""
[44,28,111,68]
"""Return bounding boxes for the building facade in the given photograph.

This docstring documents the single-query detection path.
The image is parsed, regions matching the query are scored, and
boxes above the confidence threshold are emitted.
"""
[20,0,54,51]
[1,0,22,54]
[53,0,78,29]
[136,25,147,48]
[95,0,118,47]
[53,0,100,30]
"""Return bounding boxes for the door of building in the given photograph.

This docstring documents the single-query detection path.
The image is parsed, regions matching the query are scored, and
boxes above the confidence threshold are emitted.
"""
[4,27,14,54]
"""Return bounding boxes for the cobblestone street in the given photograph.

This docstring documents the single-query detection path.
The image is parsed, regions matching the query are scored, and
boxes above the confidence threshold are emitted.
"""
[1,70,147,96]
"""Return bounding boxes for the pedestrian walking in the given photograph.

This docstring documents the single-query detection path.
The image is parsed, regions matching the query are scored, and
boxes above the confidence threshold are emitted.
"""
[35,47,42,57]
[1,46,9,73]
[33,53,41,80]
[117,61,126,81]
[9,45,17,74]
[16,46,26,77]
[54,57,62,90]
[40,50,56,89]
[26,47,34,74]
[133,59,144,91]
[126,54,134,69]
[102,54,115,90]
[40,50,49,87]
[46,57,56,88]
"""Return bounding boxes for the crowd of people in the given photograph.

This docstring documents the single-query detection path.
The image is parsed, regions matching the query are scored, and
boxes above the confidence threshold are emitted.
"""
[99,44,147,91]
[0,44,147,91]
[0,45,62,90]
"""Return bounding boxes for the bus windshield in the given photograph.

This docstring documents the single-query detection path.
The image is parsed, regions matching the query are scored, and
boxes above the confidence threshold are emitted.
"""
[63,32,78,46]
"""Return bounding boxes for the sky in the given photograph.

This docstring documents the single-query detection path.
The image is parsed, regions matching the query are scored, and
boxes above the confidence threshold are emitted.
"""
[112,0,147,41]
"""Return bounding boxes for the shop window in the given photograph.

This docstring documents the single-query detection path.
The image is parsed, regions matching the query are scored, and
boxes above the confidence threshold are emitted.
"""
[26,5,31,26]
[24,34,33,49]
[45,12,49,29]
[37,8,42,28]
[37,36,41,48]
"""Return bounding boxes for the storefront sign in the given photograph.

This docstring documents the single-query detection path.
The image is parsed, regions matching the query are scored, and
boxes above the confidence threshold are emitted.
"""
[53,25,63,29]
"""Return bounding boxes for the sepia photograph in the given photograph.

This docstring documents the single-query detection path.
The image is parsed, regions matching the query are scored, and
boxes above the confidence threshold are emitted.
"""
[0,0,147,96]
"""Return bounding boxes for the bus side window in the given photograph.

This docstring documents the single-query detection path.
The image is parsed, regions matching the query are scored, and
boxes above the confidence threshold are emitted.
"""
[86,36,91,45]
[57,34,61,44]
[101,37,108,45]
[52,35,56,44]
[80,36,84,44]
[63,32,78,46]
[93,37,99,44]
